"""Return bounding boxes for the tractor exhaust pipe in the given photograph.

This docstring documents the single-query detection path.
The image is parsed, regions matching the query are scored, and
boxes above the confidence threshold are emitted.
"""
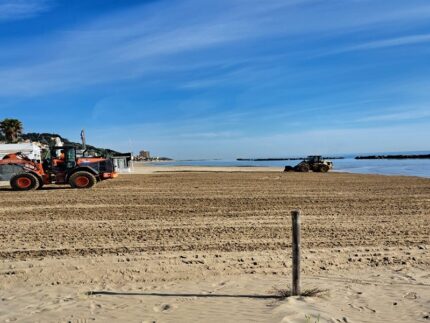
[81,129,86,150]
[81,129,87,156]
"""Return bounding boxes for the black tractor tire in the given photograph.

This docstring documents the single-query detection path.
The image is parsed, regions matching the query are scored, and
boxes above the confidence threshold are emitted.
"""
[284,166,294,172]
[37,176,44,189]
[69,171,97,189]
[295,163,310,172]
[10,173,40,191]
[317,164,330,173]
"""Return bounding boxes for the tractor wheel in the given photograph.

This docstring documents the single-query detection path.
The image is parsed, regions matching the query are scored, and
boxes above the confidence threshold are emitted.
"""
[10,173,40,191]
[69,171,97,189]
[296,163,310,172]
[284,166,294,172]
[37,177,44,189]
[318,164,330,173]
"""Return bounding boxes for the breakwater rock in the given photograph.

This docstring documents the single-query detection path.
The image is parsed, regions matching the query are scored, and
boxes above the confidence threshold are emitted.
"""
[355,154,430,159]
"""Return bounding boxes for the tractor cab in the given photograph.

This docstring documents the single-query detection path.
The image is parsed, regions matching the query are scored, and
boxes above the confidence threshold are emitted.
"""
[306,155,323,163]
[47,146,77,171]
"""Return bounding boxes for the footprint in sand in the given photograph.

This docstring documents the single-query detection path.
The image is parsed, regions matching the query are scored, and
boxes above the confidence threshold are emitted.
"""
[176,296,197,303]
[153,303,176,313]
[404,291,418,299]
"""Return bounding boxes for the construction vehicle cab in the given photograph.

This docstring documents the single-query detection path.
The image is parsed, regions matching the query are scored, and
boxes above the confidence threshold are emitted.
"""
[306,155,322,163]
[48,146,76,169]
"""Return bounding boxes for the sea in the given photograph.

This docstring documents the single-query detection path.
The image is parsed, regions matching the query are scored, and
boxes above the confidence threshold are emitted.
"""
[149,151,430,178]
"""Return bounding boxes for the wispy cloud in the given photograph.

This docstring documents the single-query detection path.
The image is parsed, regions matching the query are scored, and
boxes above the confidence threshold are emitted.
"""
[0,0,52,21]
[2,0,430,96]
[328,33,430,55]
[357,107,430,122]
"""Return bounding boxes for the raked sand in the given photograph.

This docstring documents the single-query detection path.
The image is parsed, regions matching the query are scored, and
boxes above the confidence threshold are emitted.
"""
[0,169,429,322]
[131,162,283,174]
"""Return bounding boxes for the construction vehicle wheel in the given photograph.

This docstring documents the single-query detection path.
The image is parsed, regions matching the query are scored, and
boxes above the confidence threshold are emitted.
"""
[318,164,330,173]
[69,171,96,189]
[37,177,44,189]
[296,163,310,172]
[10,173,40,191]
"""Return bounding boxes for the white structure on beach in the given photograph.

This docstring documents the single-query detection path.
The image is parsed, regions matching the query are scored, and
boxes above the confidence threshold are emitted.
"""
[0,143,42,160]
[112,153,133,173]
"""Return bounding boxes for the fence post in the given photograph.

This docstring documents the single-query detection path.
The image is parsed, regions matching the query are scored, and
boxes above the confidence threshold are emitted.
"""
[291,210,301,296]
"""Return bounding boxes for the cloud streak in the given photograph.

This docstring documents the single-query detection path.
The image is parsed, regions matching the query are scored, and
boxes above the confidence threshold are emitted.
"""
[2,0,430,96]
[328,33,430,55]
[0,0,51,21]
[357,107,430,122]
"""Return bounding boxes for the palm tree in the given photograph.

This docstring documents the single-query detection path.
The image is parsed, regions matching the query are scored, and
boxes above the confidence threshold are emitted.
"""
[0,118,23,143]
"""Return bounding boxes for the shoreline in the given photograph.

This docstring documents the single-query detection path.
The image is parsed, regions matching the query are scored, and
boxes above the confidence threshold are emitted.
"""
[129,164,430,178]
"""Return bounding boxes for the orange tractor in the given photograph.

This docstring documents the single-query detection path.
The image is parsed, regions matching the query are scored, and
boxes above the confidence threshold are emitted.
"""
[0,146,117,190]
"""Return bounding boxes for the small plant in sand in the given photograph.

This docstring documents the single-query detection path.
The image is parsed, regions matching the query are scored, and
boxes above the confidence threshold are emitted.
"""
[271,286,328,299]
[305,313,321,323]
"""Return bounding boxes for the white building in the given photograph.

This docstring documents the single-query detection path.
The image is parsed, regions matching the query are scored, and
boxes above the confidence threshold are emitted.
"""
[0,143,42,160]
[112,153,133,173]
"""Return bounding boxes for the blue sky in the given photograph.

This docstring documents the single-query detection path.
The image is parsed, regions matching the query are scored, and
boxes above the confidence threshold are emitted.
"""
[1,0,430,158]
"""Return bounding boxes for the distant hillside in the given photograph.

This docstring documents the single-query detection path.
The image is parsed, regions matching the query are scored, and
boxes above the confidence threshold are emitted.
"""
[21,133,122,156]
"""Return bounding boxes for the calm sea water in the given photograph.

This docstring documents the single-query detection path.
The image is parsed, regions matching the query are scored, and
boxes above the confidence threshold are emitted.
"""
[151,158,430,178]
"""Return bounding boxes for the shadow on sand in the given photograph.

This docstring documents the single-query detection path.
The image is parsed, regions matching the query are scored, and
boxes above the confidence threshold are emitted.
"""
[0,186,73,191]
[86,291,283,299]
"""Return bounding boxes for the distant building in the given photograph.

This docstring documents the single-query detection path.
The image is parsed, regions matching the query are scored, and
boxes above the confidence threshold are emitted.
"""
[0,143,42,160]
[139,150,150,159]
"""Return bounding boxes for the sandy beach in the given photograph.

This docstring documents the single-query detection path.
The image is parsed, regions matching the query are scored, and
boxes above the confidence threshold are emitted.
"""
[130,162,283,174]
[1,169,429,322]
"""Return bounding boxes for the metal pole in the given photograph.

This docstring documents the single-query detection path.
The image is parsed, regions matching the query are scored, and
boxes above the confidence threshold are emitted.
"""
[81,129,86,151]
[291,210,301,296]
